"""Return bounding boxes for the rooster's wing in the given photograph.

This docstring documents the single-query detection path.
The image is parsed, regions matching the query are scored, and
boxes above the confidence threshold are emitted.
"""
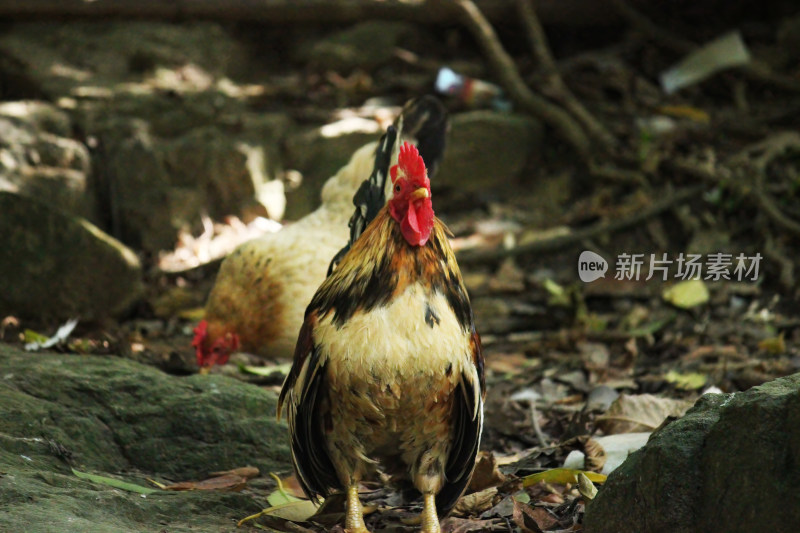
[277,312,340,501]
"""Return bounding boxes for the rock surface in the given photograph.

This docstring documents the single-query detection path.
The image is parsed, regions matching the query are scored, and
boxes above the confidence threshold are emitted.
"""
[0,191,143,321]
[284,117,381,219]
[90,117,175,252]
[0,22,292,253]
[162,122,288,222]
[87,109,291,251]
[436,111,544,192]
[584,374,800,533]
[0,103,92,218]
[298,21,419,71]
[0,344,291,532]
[0,22,250,98]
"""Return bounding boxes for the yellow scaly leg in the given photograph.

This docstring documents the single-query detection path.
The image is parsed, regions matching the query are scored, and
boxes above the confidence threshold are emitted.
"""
[420,492,441,533]
[344,484,370,533]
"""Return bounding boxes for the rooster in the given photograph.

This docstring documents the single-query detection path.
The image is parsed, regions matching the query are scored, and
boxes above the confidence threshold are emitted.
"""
[278,142,484,533]
[193,97,447,368]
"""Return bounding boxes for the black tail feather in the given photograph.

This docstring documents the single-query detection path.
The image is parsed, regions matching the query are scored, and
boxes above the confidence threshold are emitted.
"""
[397,95,448,177]
[327,125,397,275]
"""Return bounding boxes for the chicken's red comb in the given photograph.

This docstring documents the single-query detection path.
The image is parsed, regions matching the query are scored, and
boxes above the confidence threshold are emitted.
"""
[192,319,208,366]
[395,141,426,182]
[192,319,208,348]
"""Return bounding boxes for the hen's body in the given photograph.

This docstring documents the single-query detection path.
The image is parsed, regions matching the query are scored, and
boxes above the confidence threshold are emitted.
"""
[197,97,449,365]
[202,142,379,359]
[279,202,484,531]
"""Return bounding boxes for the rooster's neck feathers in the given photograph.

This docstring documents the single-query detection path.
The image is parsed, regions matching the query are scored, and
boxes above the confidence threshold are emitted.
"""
[309,207,472,330]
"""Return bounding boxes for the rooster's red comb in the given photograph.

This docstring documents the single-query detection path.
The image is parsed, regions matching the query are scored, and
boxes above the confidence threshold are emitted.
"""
[394,142,426,183]
[192,319,208,348]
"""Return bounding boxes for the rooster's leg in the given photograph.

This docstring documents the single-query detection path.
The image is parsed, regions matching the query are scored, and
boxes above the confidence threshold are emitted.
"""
[344,484,370,533]
[420,492,441,533]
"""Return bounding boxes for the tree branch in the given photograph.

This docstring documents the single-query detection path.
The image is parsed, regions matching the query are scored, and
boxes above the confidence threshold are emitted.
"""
[449,0,595,160]
[0,0,622,26]
[515,0,616,150]
[457,185,704,265]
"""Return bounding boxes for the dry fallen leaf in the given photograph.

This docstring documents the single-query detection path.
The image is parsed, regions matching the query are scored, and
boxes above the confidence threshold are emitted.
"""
[209,466,259,479]
[452,487,498,517]
[522,468,606,487]
[594,432,651,474]
[596,393,694,434]
[758,334,786,355]
[158,473,248,492]
[577,472,598,500]
[662,279,709,309]
[583,438,607,472]
[486,352,529,374]
[681,344,742,361]
[261,500,320,522]
[237,499,320,530]
[442,516,503,533]
[664,370,708,390]
[512,499,560,533]
[469,452,508,492]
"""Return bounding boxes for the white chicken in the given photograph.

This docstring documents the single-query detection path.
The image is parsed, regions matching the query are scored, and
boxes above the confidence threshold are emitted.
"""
[192,97,448,365]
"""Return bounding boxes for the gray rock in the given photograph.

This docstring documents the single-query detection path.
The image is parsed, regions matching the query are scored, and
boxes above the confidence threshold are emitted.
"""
[299,21,418,71]
[2,165,89,218]
[91,117,175,252]
[163,123,286,223]
[584,374,800,533]
[0,21,292,252]
[0,22,299,251]
[82,90,260,140]
[0,22,249,97]
[85,108,290,250]
[0,191,143,321]
[284,117,380,219]
[0,344,291,532]
[777,16,800,66]
[0,110,92,218]
[0,100,73,137]
[436,111,544,191]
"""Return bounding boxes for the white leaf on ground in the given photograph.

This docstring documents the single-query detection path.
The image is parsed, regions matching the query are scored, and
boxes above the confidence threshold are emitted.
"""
[660,31,750,93]
[562,433,652,475]
[25,318,79,351]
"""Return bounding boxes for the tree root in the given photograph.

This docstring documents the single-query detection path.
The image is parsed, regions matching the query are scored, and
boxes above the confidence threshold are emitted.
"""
[515,0,617,150]
[456,185,704,265]
[763,234,796,290]
[670,132,800,239]
[449,0,597,160]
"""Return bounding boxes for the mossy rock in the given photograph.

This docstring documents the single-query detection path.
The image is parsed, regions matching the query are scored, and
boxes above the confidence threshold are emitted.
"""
[300,21,418,71]
[0,191,143,322]
[584,373,800,533]
[0,344,292,532]
[436,111,544,192]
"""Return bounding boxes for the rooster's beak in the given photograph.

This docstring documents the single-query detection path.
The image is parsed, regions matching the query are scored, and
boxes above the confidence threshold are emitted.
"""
[410,187,429,200]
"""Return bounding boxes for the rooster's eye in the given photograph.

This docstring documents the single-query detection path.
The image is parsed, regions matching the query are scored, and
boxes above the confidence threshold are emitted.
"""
[395,185,401,192]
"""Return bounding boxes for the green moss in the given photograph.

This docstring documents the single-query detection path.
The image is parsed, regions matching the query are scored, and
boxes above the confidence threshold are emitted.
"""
[0,344,291,532]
